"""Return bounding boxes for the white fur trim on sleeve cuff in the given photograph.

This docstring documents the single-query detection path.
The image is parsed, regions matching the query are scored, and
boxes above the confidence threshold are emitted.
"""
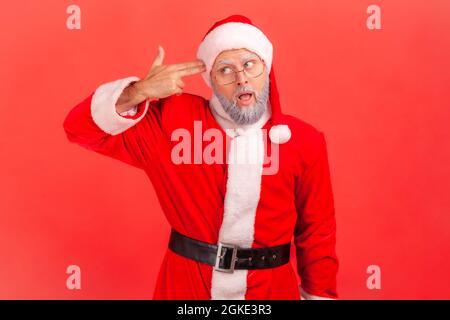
[91,76,149,135]
[300,287,336,300]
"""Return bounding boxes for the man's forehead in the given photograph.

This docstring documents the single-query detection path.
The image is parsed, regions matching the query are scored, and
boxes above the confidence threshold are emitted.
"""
[214,48,259,65]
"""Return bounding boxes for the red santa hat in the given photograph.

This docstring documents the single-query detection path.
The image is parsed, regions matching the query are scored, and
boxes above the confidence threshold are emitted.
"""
[197,15,291,144]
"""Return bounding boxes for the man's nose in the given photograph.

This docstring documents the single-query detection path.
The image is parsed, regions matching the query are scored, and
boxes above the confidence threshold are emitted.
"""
[236,70,249,86]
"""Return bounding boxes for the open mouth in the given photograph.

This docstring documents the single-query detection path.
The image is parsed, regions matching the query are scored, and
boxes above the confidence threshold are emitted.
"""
[237,91,254,102]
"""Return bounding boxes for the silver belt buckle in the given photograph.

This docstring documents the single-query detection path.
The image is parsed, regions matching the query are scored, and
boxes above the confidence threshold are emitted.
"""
[214,242,238,273]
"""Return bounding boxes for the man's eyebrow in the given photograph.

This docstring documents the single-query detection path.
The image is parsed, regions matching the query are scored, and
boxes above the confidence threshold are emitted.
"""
[216,53,259,66]
[216,59,234,66]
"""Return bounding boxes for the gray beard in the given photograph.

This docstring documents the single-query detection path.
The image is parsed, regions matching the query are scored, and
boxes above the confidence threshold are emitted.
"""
[212,73,270,125]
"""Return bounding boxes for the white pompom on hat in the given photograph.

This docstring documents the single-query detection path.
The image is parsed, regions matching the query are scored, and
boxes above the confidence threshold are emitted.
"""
[197,14,291,144]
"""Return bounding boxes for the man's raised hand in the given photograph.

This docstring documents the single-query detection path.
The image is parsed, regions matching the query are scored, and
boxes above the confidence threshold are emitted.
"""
[135,45,206,99]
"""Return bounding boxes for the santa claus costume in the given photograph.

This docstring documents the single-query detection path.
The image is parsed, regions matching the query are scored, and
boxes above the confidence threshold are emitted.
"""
[63,15,339,300]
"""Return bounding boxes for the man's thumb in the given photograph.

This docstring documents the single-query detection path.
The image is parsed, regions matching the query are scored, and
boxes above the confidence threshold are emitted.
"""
[151,45,165,69]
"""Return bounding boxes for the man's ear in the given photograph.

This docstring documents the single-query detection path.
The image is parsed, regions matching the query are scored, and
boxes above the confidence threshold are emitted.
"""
[210,73,217,91]
[210,68,215,85]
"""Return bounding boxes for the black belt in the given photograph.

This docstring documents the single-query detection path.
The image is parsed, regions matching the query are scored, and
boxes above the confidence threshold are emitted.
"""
[168,228,291,273]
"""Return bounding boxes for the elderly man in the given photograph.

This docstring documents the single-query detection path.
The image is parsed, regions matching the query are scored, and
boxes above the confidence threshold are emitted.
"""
[63,15,338,300]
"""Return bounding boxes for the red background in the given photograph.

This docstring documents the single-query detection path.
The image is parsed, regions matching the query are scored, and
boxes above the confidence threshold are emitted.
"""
[1,0,449,299]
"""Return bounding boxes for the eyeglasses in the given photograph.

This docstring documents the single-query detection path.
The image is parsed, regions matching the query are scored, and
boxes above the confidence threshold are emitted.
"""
[212,57,265,85]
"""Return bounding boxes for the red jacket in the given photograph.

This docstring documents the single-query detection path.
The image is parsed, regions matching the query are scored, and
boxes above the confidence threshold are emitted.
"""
[63,76,339,300]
